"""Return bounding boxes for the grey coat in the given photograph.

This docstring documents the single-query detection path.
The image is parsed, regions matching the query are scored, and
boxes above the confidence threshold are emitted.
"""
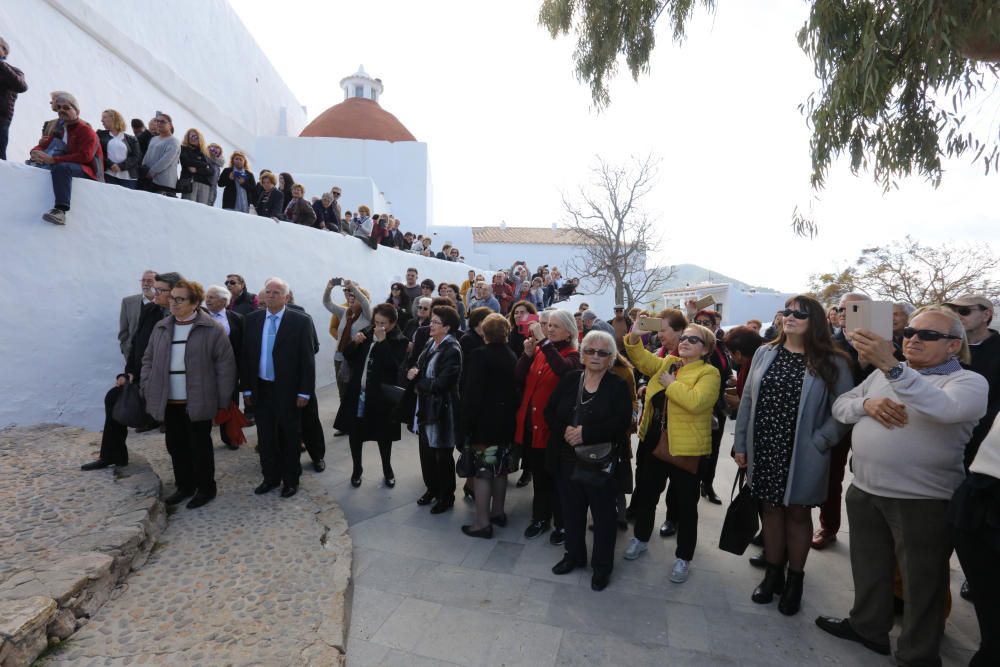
[118,293,144,358]
[140,311,237,423]
[733,344,854,506]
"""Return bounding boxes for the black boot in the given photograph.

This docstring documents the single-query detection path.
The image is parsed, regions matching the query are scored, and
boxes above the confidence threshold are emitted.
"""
[778,569,804,616]
[751,563,786,604]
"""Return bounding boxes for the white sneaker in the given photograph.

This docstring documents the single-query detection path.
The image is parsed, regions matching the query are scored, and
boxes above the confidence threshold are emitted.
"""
[670,558,690,583]
[623,537,648,560]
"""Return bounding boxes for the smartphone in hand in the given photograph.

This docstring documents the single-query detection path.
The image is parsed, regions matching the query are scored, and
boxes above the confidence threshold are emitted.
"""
[330,277,343,287]
[637,316,662,333]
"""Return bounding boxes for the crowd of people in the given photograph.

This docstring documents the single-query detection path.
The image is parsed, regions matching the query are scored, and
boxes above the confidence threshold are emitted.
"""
[90,259,1000,665]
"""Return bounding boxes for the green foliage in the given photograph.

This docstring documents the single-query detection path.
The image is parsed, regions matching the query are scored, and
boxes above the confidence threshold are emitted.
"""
[539,1,1000,196]
[809,236,1000,306]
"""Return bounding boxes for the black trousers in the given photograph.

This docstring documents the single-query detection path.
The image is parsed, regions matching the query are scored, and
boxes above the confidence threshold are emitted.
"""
[100,386,129,465]
[300,393,326,462]
[163,404,215,495]
[699,414,726,488]
[253,381,303,488]
[556,461,618,574]
[954,523,1000,667]
[528,446,562,528]
[632,448,700,560]
[418,430,455,501]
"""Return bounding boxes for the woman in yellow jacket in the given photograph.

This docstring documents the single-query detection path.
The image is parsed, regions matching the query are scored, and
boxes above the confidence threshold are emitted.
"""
[622,321,720,584]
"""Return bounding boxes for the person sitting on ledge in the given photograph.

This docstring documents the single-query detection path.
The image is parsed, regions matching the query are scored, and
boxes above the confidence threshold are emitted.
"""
[28,91,103,226]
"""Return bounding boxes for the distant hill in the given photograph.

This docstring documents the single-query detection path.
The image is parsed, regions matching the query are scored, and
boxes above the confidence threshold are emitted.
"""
[660,264,780,294]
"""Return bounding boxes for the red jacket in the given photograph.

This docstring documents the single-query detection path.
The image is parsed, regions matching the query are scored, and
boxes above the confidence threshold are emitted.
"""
[32,120,103,181]
[515,340,580,448]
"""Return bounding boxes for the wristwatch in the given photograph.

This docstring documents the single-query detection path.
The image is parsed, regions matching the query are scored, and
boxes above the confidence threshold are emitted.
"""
[884,362,904,381]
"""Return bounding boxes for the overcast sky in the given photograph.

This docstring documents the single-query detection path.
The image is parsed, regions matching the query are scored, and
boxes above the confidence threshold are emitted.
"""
[231,0,999,293]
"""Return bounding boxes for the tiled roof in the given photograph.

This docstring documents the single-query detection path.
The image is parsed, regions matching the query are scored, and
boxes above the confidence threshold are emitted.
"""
[471,226,594,245]
[299,98,416,142]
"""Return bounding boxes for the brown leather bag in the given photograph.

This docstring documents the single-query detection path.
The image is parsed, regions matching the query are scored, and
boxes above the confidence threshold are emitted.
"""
[650,395,701,475]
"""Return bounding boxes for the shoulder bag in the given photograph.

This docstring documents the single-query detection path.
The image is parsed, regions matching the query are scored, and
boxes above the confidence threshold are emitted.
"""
[112,379,146,428]
[718,468,759,555]
[650,387,700,475]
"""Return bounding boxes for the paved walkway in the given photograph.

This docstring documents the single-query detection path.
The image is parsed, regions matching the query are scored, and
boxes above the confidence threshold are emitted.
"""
[39,423,351,667]
[305,385,981,667]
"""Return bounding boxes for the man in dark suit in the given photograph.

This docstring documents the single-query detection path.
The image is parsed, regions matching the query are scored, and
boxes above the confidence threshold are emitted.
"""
[205,284,244,449]
[286,290,326,472]
[118,270,156,360]
[242,277,316,498]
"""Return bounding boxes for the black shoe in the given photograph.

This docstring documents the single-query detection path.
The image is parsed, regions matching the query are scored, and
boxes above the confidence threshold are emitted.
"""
[383,465,395,488]
[701,484,722,505]
[186,493,215,509]
[748,550,768,569]
[254,481,279,495]
[350,472,362,488]
[417,491,435,506]
[751,530,765,547]
[549,528,566,546]
[551,556,578,575]
[591,572,611,591]
[489,513,508,527]
[516,471,532,488]
[778,570,804,616]
[814,617,891,656]
[463,487,475,501]
[960,579,973,601]
[135,423,158,434]
[313,459,326,473]
[430,498,454,514]
[659,520,677,537]
[164,488,196,505]
[280,485,298,498]
[752,563,786,604]
[81,459,112,471]
[384,476,396,488]
[461,524,494,539]
[524,520,550,539]
[333,430,346,437]
[224,442,240,451]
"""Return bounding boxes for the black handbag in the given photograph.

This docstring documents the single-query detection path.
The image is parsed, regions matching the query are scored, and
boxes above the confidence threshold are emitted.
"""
[175,176,194,194]
[112,381,146,428]
[719,468,759,555]
[572,375,615,468]
[456,447,476,478]
[380,384,405,405]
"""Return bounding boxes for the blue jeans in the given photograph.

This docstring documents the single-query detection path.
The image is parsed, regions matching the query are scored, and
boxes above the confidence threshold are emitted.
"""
[0,117,9,160]
[50,162,88,210]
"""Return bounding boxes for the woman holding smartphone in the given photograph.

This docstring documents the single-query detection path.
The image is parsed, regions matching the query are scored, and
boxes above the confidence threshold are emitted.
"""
[733,295,853,615]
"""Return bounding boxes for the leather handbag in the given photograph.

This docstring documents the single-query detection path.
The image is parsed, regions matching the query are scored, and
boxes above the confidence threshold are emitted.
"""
[719,468,759,555]
[571,375,615,468]
[112,380,146,428]
[455,447,476,478]
[649,392,700,474]
[380,384,405,406]
[175,176,194,194]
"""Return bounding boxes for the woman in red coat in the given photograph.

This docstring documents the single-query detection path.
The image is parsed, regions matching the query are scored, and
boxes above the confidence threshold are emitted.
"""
[515,309,580,545]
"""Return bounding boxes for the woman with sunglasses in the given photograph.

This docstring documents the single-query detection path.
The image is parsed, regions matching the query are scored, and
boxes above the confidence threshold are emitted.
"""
[544,330,632,590]
[733,295,853,615]
[622,321,720,584]
[323,279,372,401]
[139,280,236,509]
[386,282,412,331]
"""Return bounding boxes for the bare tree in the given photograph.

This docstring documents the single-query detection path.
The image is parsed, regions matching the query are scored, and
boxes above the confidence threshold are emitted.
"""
[810,236,1000,306]
[561,154,675,309]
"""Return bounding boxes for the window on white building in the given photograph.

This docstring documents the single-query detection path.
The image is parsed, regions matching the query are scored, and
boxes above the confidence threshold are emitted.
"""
[355,85,364,98]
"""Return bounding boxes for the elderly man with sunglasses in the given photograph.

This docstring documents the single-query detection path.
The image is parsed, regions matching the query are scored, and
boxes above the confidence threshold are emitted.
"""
[816,306,987,666]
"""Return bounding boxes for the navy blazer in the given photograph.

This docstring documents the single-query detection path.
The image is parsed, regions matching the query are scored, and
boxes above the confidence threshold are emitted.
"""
[241,308,316,414]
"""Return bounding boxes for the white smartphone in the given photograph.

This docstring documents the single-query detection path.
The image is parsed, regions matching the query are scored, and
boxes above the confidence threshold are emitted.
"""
[845,300,893,340]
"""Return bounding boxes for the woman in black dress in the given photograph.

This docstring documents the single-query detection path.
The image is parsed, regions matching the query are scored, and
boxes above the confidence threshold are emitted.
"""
[459,314,519,538]
[334,303,409,488]
[733,295,852,615]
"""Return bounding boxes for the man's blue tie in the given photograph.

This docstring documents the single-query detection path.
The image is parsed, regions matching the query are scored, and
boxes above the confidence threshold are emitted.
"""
[264,315,277,380]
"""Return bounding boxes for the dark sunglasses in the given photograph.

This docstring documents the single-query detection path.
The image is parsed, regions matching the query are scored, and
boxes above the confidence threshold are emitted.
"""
[902,327,962,342]
[781,308,810,320]
[678,335,705,345]
[225,280,239,286]
[834,307,847,314]
[694,319,713,327]
[582,348,613,358]
[947,305,986,317]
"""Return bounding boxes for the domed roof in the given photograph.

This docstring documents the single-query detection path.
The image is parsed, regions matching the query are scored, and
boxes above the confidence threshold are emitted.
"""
[299,98,416,142]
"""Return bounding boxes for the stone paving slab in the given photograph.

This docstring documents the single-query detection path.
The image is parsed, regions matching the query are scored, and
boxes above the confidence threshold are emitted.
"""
[0,425,164,667]
[38,426,352,667]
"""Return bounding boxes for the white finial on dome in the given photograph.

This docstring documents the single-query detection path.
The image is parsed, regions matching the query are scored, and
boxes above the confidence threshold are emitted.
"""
[340,65,384,103]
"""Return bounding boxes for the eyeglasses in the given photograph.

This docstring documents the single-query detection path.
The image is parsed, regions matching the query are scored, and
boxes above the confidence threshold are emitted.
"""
[946,305,986,317]
[152,287,171,294]
[902,327,962,342]
[169,296,189,304]
[678,335,705,345]
[417,306,430,311]
[582,348,613,358]
[694,319,713,327]
[225,280,239,286]
[55,104,73,111]
[781,308,810,320]
[430,319,443,325]
[834,307,847,314]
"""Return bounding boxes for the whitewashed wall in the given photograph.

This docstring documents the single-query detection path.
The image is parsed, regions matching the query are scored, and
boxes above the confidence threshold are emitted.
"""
[0,161,476,430]
[255,136,431,234]
[0,0,306,165]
